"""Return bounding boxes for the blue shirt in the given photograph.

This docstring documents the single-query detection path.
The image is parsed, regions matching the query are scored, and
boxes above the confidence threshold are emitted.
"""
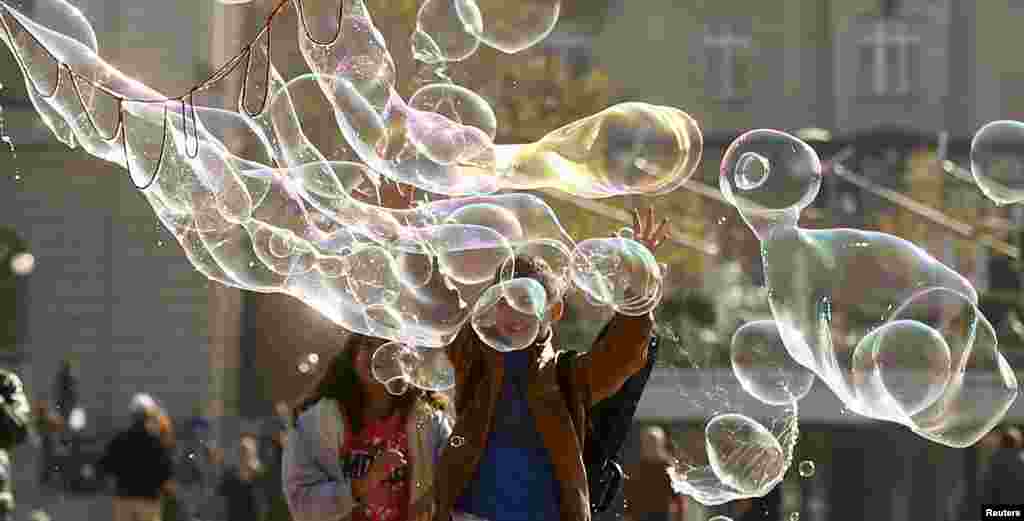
[455,350,561,520]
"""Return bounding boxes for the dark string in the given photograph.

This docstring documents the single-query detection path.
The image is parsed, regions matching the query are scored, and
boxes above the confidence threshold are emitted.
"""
[0,0,342,189]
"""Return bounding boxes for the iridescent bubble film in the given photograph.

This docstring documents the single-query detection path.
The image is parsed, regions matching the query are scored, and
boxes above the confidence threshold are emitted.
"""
[471,278,547,352]
[453,0,560,54]
[719,130,822,240]
[705,413,786,496]
[0,0,686,348]
[730,320,816,405]
[760,227,1017,447]
[970,120,1024,205]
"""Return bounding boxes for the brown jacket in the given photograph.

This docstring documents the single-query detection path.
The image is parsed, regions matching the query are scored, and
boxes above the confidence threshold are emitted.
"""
[432,313,654,521]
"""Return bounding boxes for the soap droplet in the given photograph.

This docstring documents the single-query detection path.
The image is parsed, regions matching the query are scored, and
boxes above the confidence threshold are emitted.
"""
[798,460,815,478]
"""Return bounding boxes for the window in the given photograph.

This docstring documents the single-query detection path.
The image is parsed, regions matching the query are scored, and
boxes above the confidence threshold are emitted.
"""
[857,20,920,97]
[704,22,752,100]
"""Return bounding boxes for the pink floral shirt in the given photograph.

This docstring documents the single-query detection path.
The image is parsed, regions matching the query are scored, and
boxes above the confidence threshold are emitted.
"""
[341,413,410,521]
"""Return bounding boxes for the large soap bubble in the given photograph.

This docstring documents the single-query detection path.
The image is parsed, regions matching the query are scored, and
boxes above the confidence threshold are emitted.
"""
[970,120,1024,205]
[851,319,952,422]
[719,130,822,240]
[471,278,547,352]
[705,413,786,496]
[761,226,1017,446]
[730,320,815,405]
[885,288,1018,447]
[454,0,560,54]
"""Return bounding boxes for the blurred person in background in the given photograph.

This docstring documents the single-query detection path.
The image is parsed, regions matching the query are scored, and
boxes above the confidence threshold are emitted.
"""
[52,358,78,421]
[285,332,452,521]
[218,432,267,521]
[0,369,31,521]
[263,403,293,521]
[98,393,175,521]
[623,426,687,521]
[154,408,187,521]
[33,400,63,490]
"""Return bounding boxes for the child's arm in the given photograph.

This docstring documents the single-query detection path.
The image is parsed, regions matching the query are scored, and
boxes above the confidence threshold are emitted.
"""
[575,313,654,404]
[282,414,359,521]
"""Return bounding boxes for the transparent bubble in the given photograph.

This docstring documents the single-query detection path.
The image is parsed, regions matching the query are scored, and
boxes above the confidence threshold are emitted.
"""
[730,320,815,405]
[790,513,801,521]
[501,103,703,197]
[720,130,822,240]
[708,517,733,521]
[401,101,494,167]
[762,226,1017,447]
[735,152,771,191]
[852,320,952,421]
[371,341,455,392]
[454,0,560,54]
[409,83,497,140]
[446,203,525,241]
[413,0,480,63]
[705,413,786,495]
[798,460,815,478]
[570,237,662,315]
[887,288,1018,447]
[296,352,321,375]
[970,120,1024,205]
[344,245,401,306]
[471,278,547,352]
[433,224,513,285]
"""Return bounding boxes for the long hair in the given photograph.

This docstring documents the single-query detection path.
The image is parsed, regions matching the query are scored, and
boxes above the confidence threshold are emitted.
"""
[293,333,448,434]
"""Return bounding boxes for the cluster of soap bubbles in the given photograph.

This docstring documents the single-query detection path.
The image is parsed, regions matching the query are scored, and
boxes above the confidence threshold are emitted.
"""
[665,126,1019,507]
[2,0,1021,509]
[717,129,1017,448]
[0,0,694,393]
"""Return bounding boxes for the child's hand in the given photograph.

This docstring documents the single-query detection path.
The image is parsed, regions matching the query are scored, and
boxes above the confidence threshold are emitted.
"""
[631,207,670,254]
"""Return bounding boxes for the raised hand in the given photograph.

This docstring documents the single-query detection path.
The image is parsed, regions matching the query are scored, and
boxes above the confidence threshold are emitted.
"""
[632,207,670,254]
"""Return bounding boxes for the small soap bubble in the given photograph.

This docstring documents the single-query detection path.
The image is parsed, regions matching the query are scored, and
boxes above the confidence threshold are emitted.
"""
[790,513,801,521]
[735,152,770,190]
[454,0,560,54]
[798,460,815,477]
[450,435,465,447]
[970,120,1024,205]
[298,352,320,375]
[570,237,662,315]
[708,516,733,521]
[730,320,816,405]
[410,83,497,139]
[471,278,546,352]
[705,413,786,495]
